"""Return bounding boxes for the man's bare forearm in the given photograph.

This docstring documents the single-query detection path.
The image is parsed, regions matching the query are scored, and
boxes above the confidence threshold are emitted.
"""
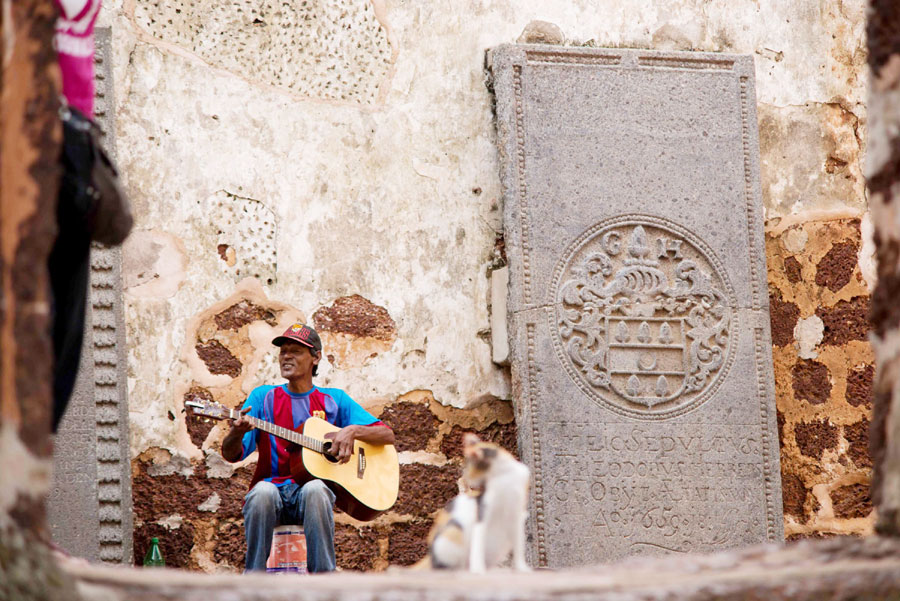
[222,427,245,463]
[351,424,395,446]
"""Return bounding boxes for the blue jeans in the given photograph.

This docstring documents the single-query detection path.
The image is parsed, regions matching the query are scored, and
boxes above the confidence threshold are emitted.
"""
[242,480,337,573]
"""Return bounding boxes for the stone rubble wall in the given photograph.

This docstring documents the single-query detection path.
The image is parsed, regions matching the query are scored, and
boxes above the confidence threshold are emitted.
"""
[96,0,874,569]
[767,219,874,539]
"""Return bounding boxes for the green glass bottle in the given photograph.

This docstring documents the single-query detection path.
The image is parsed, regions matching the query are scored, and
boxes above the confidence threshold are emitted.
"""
[143,537,165,567]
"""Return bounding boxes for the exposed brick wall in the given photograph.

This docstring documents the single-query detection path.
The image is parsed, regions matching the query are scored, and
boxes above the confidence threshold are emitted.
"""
[441,421,518,459]
[379,402,438,452]
[769,290,801,347]
[312,295,397,341]
[184,387,217,448]
[131,453,253,569]
[312,295,398,369]
[195,340,242,377]
[334,524,380,571]
[791,361,832,405]
[387,520,433,566]
[766,218,875,540]
[214,300,277,331]
[394,463,461,516]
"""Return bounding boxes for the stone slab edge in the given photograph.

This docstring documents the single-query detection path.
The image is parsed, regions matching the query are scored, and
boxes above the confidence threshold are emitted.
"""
[490,266,510,365]
[93,26,134,564]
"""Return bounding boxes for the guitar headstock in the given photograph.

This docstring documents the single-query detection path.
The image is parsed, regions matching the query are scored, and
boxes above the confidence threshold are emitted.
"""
[184,397,231,421]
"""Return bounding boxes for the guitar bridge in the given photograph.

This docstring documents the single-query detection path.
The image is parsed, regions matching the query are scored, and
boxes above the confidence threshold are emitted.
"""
[357,448,366,479]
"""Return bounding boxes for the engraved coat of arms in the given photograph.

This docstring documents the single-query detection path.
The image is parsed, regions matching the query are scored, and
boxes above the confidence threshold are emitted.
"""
[551,216,736,418]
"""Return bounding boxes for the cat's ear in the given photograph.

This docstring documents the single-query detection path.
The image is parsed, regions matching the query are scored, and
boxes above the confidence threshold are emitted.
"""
[463,433,482,458]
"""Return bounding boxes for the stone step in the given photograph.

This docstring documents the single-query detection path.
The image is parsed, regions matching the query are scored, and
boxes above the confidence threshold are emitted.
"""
[63,537,900,601]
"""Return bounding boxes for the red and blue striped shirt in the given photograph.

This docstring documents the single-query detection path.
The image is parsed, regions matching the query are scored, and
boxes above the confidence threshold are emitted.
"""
[240,384,386,489]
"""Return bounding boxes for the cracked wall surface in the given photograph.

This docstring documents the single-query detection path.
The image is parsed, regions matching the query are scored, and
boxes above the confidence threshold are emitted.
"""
[99,0,872,571]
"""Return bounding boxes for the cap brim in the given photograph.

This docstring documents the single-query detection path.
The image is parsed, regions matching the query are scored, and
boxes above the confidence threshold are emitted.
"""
[272,335,316,349]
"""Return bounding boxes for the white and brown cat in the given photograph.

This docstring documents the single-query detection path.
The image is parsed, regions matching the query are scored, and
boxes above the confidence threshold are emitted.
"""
[425,433,531,572]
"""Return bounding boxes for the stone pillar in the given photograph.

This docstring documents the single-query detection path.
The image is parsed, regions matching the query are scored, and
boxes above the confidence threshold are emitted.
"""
[48,26,134,565]
[0,0,79,599]
[868,0,900,536]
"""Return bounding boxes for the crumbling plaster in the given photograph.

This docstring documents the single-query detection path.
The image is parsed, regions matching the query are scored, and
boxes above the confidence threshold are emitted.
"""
[99,0,868,475]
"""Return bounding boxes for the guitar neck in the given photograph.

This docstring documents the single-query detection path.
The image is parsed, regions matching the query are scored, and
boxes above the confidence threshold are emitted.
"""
[231,409,326,454]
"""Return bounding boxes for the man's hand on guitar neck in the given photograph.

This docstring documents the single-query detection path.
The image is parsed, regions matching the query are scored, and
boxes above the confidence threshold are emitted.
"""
[324,424,396,464]
[222,407,252,463]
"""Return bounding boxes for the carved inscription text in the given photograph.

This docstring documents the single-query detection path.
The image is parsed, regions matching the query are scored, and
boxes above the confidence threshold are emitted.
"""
[545,421,764,557]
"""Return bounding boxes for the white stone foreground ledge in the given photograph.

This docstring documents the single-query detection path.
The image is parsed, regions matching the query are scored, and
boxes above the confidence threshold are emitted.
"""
[65,537,900,601]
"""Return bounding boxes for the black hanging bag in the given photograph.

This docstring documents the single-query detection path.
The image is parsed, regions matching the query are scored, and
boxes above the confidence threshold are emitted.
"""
[59,104,133,246]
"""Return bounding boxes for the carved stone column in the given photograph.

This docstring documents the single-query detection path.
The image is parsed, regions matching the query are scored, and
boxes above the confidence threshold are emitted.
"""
[868,0,900,536]
[0,1,80,599]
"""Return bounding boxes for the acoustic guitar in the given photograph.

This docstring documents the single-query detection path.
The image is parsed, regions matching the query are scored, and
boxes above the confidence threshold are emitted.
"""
[185,398,399,522]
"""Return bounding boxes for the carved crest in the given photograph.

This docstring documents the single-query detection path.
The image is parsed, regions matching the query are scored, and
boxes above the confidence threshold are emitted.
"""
[551,216,736,418]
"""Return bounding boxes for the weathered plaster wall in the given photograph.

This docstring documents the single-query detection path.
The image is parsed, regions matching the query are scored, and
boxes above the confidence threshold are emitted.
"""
[98,0,872,569]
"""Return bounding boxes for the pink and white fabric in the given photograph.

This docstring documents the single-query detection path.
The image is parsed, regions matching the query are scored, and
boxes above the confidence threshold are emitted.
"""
[54,0,101,117]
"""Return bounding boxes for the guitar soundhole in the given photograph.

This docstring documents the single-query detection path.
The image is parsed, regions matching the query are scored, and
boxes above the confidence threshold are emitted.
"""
[322,441,339,463]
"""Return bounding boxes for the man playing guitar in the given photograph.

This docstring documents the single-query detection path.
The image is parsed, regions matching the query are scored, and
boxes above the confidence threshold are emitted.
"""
[222,323,395,573]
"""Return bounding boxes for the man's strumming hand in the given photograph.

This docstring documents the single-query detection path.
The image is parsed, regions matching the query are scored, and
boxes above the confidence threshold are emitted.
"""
[324,424,395,464]
[324,426,358,464]
[222,407,252,463]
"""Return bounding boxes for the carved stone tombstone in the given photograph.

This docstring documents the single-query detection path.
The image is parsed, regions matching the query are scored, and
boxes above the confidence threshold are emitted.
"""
[489,45,782,568]
[48,28,133,564]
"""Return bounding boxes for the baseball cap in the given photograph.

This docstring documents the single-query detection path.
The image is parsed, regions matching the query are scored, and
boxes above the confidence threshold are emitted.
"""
[272,323,322,352]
